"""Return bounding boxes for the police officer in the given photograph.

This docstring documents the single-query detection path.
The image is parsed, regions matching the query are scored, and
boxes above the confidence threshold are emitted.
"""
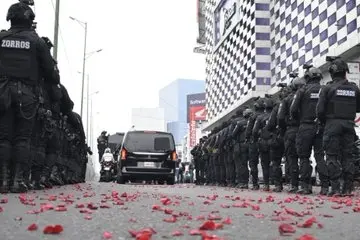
[0,2,60,193]
[316,57,360,196]
[191,141,202,185]
[246,98,265,190]
[97,131,108,162]
[206,128,219,185]
[224,117,236,187]
[267,86,288,192]
[253,96,274,191]
[290,65,329,195]
[278,75,305,193]
[232,108,252,188]
[215,123,227,186]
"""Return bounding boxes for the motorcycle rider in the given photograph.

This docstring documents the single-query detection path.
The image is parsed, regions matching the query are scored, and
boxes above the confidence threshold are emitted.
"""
[100,147,115,179]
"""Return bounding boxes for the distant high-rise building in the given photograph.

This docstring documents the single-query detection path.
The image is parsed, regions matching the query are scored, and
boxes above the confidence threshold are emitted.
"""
[131,108,166,132]
[159,79,205,144]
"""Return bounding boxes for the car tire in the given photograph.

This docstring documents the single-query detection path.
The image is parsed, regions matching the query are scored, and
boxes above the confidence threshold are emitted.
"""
[116,175,126,184]
[167,177,175,185]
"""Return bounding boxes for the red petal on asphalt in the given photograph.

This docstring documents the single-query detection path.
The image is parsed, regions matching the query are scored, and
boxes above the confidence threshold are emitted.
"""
[251,204,260,211]
[100,204,111,209]
[208,214,222,220]
[87,203,98,210]
[278,223,296,236]
[27,223,38,231]
[331,205,342,209]
[43,225,63,234]
[52,225,64,234]
[40,203,54,211]
[285,208,303,217]
[0,197,8,204]
[128,230,138,237]
[220,204,230,208]
[171,230,183,236]
[189,229,204,235]
[160,198,171,205]
[353,207,360,212]
[188,202,195,206]
[136,232,151,240]
[163,216,177,223]
[0,206,3,212]
[75,203,85,208]
[222,217,232,224]
[233,202,247,208]
[253,214,265,219]
[296,234,317,240]
[203,200,212,205]
[129,218,137,223]
[317,223,324,229]
[152,205,161,210]
[298,216,317,228]
[164,208,173,214]
[120,192,127,198]
[55,207,67,212]
[322,214,333,218]
[84,215,92,220]
[196,215,206,220]
[200,220,216,230]
[103,231,112,239]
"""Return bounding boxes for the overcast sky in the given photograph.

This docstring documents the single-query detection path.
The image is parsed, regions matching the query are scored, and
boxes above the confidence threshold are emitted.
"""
[0,0,205,139]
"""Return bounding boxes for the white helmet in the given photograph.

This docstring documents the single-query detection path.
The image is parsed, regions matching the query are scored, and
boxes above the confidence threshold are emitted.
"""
[105,148,111,153]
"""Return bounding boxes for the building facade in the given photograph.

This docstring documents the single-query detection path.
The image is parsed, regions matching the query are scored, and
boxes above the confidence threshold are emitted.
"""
[159,79,205,144]
[131,108,166,132]
[203,0,360,131]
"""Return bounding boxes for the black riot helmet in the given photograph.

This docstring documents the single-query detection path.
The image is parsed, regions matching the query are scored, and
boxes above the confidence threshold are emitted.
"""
[243,108,253,118]
[327,57,349,79]
[6,3,35,26]
[253,98,265,111]
[289,77,305,91]
[304,67,323,83]
[264,97,274,110]
[236,108,244,117]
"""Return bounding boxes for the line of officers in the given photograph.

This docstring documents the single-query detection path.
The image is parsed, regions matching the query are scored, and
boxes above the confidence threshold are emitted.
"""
[0,1,92,194]
[192,57,360,196]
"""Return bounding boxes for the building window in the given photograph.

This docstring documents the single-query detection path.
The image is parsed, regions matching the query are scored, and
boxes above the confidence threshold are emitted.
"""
[286,15,291,24]
[329,33,337,46]
[299,55,305,65]
[286,31,291,40]
[281,44,286,53]
[276,41,280,48]
[255,3,269,11]
[337,0,345,8]
[256,33,270,40]
[358,5,360,16]
[312,7,319,19]
[280,12,285,21]
[281,28,285,37]
[327,0,335,6]
[256,47,270,55]
[298,2,304,13]
[275,25,280,34]
[291,0,297,11]
[292,51,298,61]
[305,5,311,16]
[256,63,270,70]
[271,38,275,45]
[292,17,298,28]
[299,19,304,30]
[305,23,312,34]
[328,12,336,26]
[285,0,291,7]
[313,45,320,56]
[286,48,292,57]
[281,60,286,69]
[299,37,305,48]
[319,10,327,22]
[320,49,329,56]
[346,0,355,12]
[338,36,347,45]
[305,42,312,52]
[347,19,357,34]
[320,29,328,42]
[312,26,319,37]
[337,15,346,29]
[256,18,270,25]
[292,34,298,44]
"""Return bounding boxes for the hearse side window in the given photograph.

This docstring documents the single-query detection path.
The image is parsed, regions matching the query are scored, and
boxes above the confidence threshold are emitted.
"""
[124,132,175,152]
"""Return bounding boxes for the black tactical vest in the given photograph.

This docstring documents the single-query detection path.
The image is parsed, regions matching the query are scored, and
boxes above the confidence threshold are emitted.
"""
[0,29,39,85]
[326,81,358,120]
[300,83,321,122]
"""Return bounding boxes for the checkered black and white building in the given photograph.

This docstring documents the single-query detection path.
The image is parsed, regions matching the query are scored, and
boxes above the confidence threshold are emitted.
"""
[203,0,360,130]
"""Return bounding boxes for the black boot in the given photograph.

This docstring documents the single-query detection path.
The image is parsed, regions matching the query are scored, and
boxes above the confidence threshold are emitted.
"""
[287,185,298,193]
[319,182,329,196]
[49,165,64,186]
[10,164,28,193]
[297,182,312,195]
[342,181,354,196]
[252,183,260,190]
[273,182,283,192]
[0,163,9,193]
[328,180,341,196]
[263,184,270,191]
[31,169,45,190]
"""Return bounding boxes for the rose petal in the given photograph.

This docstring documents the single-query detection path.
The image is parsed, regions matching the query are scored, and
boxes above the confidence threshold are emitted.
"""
[296,234,317,240]
[278,223,296,236]
[171,230,183,236]
[103,231,112,239]
[163,216,177,223]
[27,223,38,231]
[84,215,92,220]
[222,217,232,224]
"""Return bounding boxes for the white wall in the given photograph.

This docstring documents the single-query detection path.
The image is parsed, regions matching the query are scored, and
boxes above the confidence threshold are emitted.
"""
[131,108,166,132]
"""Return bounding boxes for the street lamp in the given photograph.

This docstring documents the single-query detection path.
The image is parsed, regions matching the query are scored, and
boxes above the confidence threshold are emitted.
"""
[69,16,88,120]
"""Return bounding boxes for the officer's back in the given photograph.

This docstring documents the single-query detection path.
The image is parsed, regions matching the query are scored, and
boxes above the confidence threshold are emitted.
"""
[0,3,59,86]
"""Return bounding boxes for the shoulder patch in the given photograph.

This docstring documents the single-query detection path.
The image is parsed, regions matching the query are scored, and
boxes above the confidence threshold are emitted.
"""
[336,89,355,97]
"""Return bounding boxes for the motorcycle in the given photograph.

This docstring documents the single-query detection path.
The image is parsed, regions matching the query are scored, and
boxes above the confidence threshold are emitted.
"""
[183,165,192,183]
[101,156,115,182]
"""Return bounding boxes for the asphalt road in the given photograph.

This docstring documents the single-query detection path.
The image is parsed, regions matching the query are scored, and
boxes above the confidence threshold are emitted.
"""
[1,183,360,240]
